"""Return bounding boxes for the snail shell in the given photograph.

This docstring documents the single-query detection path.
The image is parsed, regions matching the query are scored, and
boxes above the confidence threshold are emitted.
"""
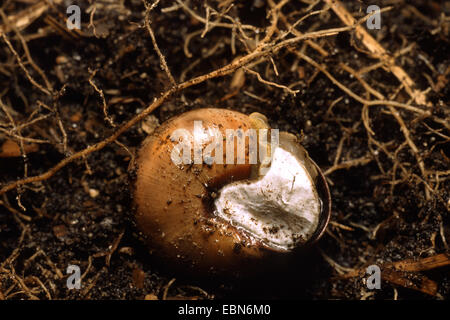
[133,108,330,276]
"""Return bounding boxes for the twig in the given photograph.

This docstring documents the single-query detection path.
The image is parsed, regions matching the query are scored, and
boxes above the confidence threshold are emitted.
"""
[324,155,373,175]
[144,0,176,87]
[0,0,61,33]
[0,32,51,96]
[0,9,53,93]
[339,63,431,199]
[87,4,100,38]
[323,0,429,106]
[243,66,299,95]
[88,69,116,127]
[175,0,260,33]
[290,49,431,115]
[162,278,176,300]
[105,230,125,267]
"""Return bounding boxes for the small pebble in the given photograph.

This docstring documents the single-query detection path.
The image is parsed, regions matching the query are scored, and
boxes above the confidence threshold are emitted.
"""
[89,188,100,198]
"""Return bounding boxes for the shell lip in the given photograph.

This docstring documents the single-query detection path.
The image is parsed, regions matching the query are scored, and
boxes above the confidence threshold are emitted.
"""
[304,159,331,245]
[202,147,332,253]
[250,158,331,251]
[204,159,331,254]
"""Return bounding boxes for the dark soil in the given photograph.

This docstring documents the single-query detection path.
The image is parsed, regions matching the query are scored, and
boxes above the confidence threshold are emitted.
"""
[0,0,449,300]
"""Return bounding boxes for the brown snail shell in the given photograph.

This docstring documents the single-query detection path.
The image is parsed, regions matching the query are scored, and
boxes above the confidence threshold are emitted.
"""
[133,108,331,276]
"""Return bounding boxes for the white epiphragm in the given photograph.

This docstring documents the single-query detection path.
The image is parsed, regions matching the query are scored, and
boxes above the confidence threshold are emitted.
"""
[214,146,321,250]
